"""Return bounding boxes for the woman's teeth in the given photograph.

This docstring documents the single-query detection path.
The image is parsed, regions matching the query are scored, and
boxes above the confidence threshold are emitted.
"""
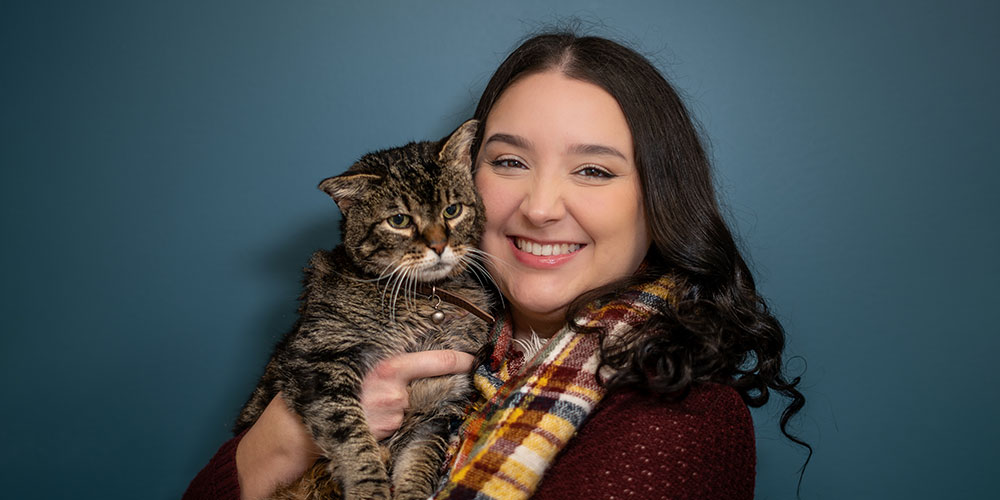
[515,238,581,256]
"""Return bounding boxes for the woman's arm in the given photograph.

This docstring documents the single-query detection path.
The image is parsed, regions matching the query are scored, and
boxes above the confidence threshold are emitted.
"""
[183,350,476,500]
[234,394,322,500]
[532,383,756,500]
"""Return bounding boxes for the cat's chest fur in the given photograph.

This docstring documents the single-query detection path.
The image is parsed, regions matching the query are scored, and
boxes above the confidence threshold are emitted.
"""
[299,246,489,360]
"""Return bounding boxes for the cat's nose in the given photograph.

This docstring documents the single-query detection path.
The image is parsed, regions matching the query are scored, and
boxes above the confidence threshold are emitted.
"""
[428,241,447,255]
[423,226,448,255]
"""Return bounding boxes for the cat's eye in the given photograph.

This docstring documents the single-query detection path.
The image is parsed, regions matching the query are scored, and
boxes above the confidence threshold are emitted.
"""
[442,204,462,219]
[387,214,412,228]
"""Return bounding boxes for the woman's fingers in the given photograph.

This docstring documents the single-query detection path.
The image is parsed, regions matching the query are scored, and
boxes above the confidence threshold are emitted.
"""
[360,350,476,440]
[379,350,476,382]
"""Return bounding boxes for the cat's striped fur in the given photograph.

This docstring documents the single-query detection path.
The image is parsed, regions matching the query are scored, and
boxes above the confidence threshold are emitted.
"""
[235,120,491,499]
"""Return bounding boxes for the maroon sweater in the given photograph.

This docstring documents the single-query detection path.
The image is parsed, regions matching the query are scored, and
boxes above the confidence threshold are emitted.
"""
[184,383,755,499]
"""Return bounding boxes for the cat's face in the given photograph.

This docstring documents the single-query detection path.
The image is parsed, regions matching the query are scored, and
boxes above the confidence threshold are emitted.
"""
[319,120,483,283]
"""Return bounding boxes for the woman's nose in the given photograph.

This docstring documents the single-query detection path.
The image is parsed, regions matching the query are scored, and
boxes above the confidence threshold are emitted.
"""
[519,177,566,227]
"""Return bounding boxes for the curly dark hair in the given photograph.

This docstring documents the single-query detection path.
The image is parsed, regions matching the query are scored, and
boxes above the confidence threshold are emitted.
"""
[471,32,811,469]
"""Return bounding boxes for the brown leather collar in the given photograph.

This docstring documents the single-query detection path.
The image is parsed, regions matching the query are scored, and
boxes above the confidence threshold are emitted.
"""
[417,284,495,324]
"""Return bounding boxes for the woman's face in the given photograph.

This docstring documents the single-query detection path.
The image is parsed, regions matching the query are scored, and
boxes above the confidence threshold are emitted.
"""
[475,70,651,334]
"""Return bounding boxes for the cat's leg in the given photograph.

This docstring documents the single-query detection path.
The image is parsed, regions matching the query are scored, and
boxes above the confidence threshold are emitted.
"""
[285,367,391,500]
[386,374,470,500]
[387,415,452,500]
[267,459,342,500]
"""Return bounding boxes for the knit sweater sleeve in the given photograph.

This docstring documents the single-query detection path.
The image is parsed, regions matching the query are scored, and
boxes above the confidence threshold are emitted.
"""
[532,383,755,500]
[182,431,245,500]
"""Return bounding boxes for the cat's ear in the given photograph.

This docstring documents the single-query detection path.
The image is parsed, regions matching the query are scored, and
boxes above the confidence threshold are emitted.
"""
[438,119,478,169]
[318,172,382,211]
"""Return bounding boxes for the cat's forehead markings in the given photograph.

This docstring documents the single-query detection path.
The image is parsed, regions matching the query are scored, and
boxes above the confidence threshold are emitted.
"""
[399,194,417,215]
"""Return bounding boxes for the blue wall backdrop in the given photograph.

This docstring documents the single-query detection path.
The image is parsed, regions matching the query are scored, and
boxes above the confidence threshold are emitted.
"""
[2,1,997,498]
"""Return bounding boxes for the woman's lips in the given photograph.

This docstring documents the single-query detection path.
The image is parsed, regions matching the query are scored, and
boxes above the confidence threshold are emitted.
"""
[508,236,584,269]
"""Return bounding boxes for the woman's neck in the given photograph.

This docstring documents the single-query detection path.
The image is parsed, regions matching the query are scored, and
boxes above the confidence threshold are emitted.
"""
[510,307,565,340]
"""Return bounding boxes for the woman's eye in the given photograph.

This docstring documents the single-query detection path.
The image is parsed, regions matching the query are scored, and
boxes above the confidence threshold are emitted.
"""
[442,204,462,219]
[489,158,526,169]
[387,214,412,228]
[576,165,615,178]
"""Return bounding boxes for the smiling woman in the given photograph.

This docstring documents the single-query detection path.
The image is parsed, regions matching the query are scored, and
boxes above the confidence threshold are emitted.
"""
[475,71,651,338]
[186,31,807,500]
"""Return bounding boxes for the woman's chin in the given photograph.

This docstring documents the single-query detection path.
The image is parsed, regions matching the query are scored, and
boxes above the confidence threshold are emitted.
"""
[504,288,574,327]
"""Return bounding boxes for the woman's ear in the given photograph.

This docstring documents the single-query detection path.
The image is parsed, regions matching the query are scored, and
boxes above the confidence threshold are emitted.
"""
[318,172,382,212]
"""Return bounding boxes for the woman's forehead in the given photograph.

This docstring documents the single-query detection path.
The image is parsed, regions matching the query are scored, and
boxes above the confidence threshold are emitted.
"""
[482,72,634,160]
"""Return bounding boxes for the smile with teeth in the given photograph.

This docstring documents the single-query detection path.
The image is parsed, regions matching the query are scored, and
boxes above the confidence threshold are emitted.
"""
[514,238,582,256]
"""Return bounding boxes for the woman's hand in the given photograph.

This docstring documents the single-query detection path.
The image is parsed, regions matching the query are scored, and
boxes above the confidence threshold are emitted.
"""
[235,350,476,500]
[361,349,475,440]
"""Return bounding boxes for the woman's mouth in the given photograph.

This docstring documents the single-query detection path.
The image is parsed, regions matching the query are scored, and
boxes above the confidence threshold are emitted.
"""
[509,237,584,269]
[513,237,582,256]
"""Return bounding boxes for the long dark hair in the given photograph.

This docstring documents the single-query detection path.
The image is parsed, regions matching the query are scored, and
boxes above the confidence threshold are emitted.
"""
[472,32,811,469]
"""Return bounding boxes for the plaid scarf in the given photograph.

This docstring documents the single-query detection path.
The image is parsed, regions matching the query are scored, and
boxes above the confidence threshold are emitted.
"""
[432,276,674,500]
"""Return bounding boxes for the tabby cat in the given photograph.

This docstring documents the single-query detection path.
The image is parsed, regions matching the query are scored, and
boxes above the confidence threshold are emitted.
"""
[234,120,491,500]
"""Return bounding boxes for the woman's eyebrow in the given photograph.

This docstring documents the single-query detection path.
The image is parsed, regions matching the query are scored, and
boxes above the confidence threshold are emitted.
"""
[483,134,626,160]
[483,133,533,150]
[568,143,627,160]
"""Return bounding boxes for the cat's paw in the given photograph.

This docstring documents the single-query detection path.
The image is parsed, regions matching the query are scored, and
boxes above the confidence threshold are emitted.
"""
[392,488,434,500]
[348,482,391,500]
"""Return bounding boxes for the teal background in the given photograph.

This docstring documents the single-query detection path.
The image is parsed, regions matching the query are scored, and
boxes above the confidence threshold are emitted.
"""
[2,1,997,498]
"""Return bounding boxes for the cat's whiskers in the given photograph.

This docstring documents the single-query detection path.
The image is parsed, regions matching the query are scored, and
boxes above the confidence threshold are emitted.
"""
[343,257,406,316]
[409,256,429,312]
[401,261,421,319]
[410,267,423,313]
[377,260,407,314]
[461,257,495,289]
[463,260,494,301]
[466,248,512,303]
[386,261,413,321]
[403,263,418,314]
[460,252,505,309]
[381,271,394,318]
[336,260,401,285]
[466,247,517,272]
[351,258,406,284]
[387,269,400,322]
[465,248,514,284]
[390,265,413,323]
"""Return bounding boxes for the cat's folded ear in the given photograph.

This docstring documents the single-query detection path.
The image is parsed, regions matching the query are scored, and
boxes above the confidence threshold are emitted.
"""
[318,172,382,212]
[438,119,478,169]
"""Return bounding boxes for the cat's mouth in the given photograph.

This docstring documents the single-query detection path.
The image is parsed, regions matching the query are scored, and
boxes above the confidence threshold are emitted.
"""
[418,267,455,282]
[415,258,459,282]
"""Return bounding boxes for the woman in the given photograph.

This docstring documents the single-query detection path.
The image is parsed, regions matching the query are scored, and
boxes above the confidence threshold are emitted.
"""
[186,32,806,500]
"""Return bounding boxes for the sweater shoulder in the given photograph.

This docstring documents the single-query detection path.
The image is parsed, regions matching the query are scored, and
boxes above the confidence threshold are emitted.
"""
[182,431,244,500]
[533,383,755,500]
[599,382,753,434]
[588,383,755,466]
